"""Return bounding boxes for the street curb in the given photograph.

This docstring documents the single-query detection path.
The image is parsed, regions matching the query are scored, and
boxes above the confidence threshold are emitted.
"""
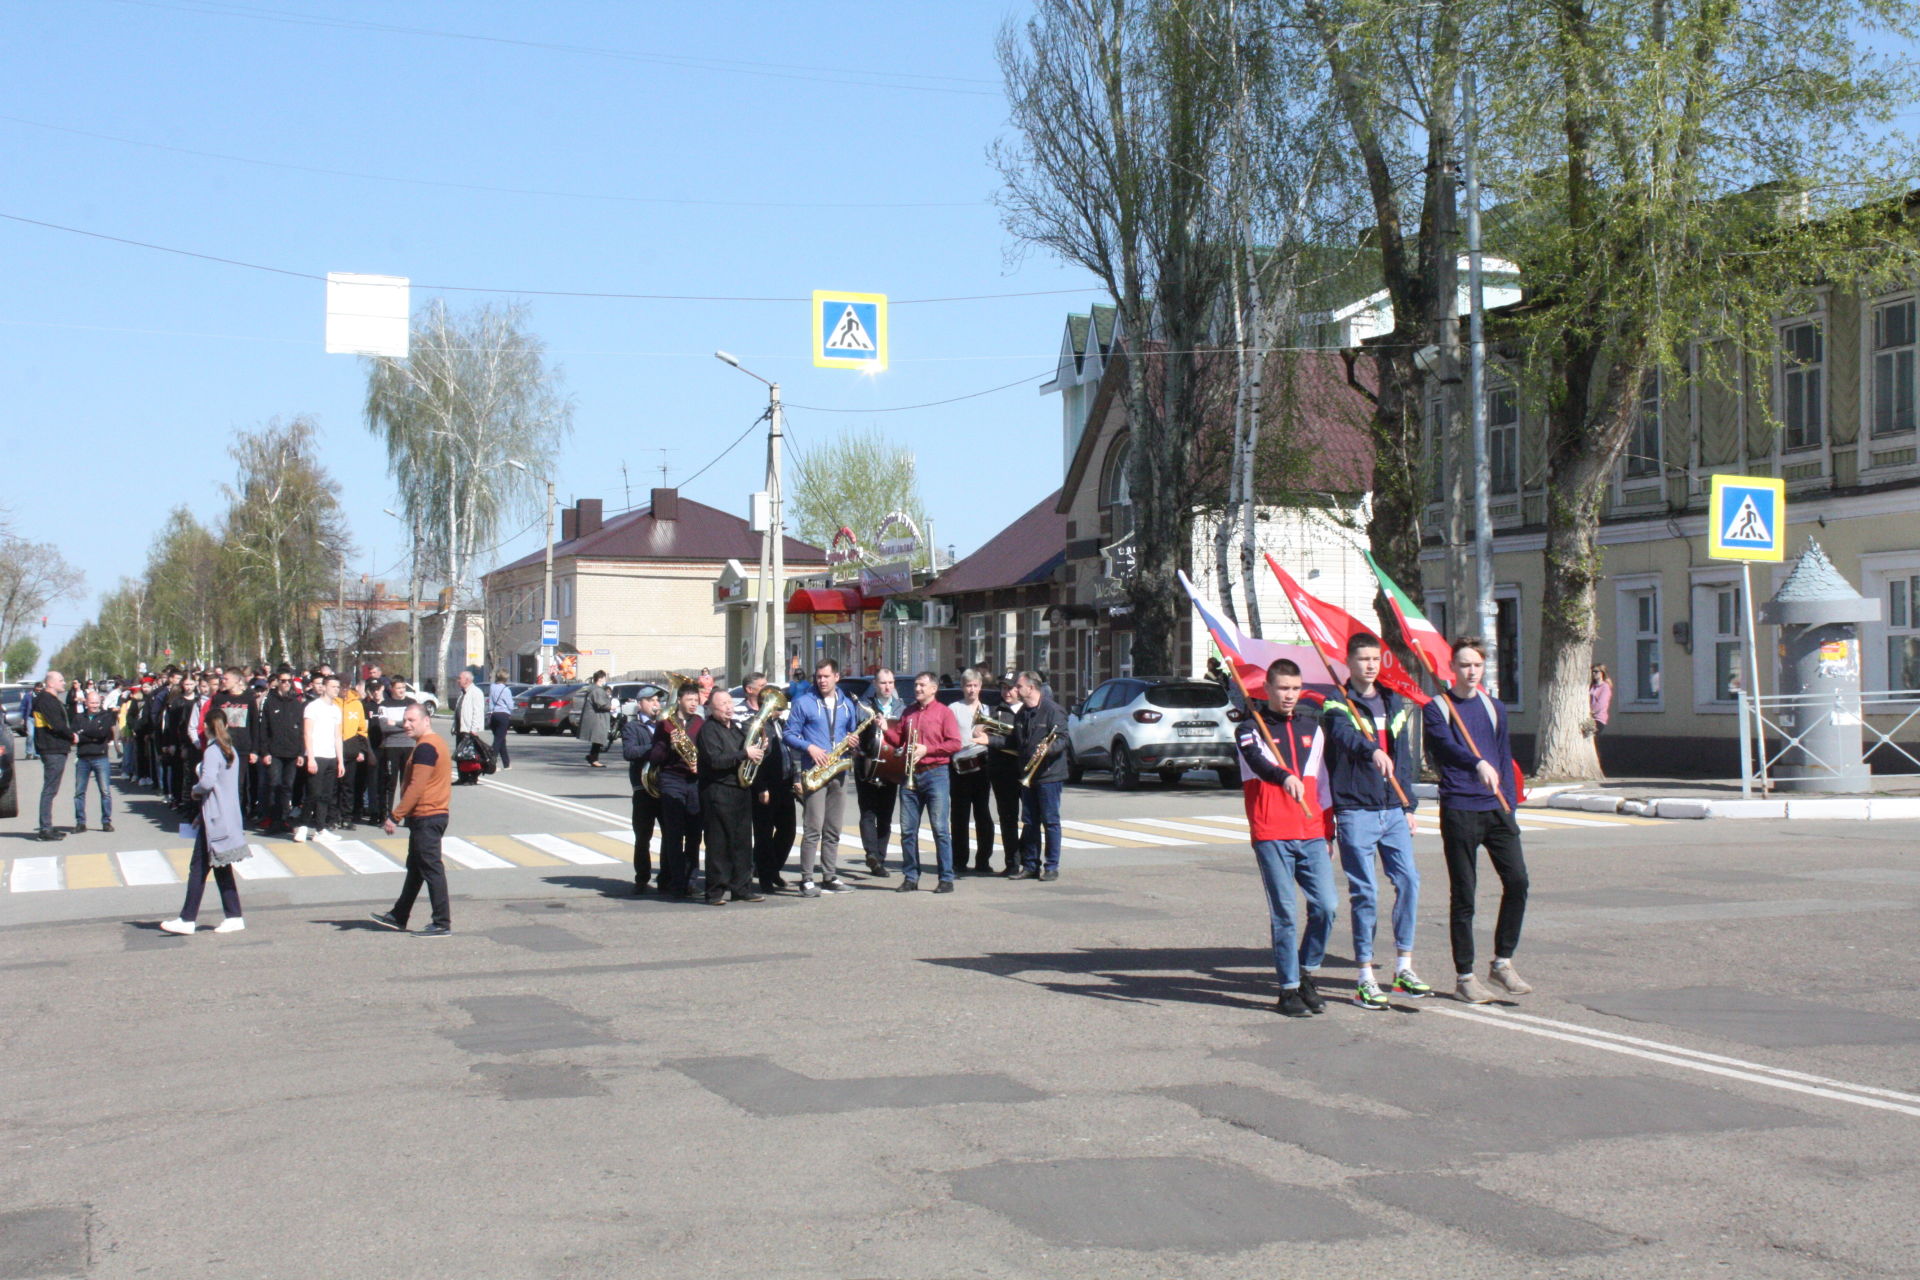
[1540,791,1920,821]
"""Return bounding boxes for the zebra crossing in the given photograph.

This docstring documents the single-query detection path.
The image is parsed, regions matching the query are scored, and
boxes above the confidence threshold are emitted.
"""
[0,806,1663,896]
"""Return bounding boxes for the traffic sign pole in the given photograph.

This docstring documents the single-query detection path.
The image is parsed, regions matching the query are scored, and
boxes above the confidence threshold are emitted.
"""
[1708,474,1784,796]
[1742,560,1769,794]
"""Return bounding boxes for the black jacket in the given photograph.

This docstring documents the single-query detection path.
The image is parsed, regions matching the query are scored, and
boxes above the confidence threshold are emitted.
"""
[31,691,75,754]
[694,715,748,791]
[210,690,255,756]
[1007,697,1068,785]
[1320,681,1419,813]
[621,714,657,790]
[260,689,306,757]
[73,708,116,758]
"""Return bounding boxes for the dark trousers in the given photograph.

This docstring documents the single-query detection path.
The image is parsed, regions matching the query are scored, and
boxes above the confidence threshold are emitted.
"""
[1438,806,1529,972]
[1019,779,1064,872]
[377,748,412,817]
[392,813,451,929]
[246,757,270,818]
[302,759,338,830]
[752,785,797,885]
[169,747,193,808]
[856,777,897,864]
[657,772,702,894]
[950,765,995,869]
[489,712,511,768]
[631,787,659,886]
[36,752,68,830]
[989,765,1023,868]
[342,737,372,818]
[701,783,754,899]
[179,825,243,923]
[267,755,301,827]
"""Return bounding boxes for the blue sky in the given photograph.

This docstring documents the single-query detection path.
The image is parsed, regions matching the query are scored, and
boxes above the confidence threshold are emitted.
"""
[3,0,1098,662]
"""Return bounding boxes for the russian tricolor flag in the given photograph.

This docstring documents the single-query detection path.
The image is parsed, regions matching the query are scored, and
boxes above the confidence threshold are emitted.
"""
[1179,570,1336,700]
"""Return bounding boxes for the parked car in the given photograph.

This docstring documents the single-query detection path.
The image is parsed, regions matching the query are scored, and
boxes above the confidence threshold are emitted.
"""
[1066,676,1244,790]
[2,683,30,736]
[520,682,586,734]
[0,728,16,819]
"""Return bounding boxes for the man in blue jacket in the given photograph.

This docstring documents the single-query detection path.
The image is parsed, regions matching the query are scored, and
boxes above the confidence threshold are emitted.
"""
[1322,632,1430,1009]
[782,659,865,897]
[1422,635,1531,1005]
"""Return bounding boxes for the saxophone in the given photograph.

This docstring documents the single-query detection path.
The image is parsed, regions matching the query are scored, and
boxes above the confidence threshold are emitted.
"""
[737,686,788,787]
[1020,725,1060,788]
[796,704,877,795]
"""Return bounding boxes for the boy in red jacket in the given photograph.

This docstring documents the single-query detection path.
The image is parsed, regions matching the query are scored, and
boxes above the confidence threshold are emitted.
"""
[1235,658,1338,1018]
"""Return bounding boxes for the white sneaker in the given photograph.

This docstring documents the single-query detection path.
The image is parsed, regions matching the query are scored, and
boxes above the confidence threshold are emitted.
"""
[292,826,310,842]
[1489,963,1533,995]
[314,829,335,843]
[159,918,196,935]
[213,918,245,933]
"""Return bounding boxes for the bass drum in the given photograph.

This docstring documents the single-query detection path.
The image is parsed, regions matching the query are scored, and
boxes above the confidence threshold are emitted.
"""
[871,737,912,786]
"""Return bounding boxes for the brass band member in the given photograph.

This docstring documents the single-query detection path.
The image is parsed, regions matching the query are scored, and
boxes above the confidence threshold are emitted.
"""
[645,680,706,897]
[696,687,763,905]
[1007,670,1068,881]
[739,673,796,894]
[986,680,1025,875]
[782,659,863,897]
[948,667,997,873]
[855,668,907,877]
[883,672,963,892]
[619,683,666,893]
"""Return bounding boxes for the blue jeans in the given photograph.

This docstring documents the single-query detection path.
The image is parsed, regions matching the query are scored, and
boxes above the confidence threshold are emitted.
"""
[1334,807,1419,963]
[1019,779,1063,871]
[73,755,112,823]
[1250,838,1337,988]
[897,765,953,883]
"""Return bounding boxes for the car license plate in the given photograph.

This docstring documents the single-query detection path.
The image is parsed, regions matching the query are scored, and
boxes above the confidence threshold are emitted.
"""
[1176,725,1211,739]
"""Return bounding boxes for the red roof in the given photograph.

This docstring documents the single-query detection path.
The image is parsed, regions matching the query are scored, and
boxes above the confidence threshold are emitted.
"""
[489,495,826,575]
[925,489,1066,597]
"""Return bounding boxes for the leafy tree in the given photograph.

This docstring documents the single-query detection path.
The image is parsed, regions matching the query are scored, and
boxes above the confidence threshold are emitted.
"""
[2,636,38,680]
[222,416,352,666]
[787,425,932,569]
[0,536,84,660]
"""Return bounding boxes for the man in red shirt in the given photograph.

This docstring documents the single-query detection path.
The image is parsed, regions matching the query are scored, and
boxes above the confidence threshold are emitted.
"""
[1234,658,1338,1018]
[883,671,962,893]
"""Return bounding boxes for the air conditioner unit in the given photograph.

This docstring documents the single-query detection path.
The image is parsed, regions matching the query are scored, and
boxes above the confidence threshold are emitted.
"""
[923,601,954,628]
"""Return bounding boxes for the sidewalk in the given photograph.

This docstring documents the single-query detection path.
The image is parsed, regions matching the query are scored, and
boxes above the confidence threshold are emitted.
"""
[1410,775,1920,821]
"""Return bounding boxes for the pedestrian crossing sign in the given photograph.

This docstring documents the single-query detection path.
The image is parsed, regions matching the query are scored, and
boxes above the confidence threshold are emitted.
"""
[813,290,888,371]
[1708,474,1786,562]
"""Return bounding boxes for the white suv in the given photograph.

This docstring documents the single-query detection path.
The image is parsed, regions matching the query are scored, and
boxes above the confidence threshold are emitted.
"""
[1066,676,1244,790]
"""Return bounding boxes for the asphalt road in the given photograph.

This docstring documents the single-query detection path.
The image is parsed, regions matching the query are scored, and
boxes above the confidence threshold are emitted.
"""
[2,732,1916,1279]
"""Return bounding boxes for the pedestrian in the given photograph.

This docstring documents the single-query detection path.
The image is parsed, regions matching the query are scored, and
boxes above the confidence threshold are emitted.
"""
[885,672,962,893]
[486,669,514,770]
[987,682,1025,875]
[1236,658,1338,1018]
[159,707,252,935]
[71,688,117,833]
[372,678,416,818]
[30,671,77,841]
[292,673,344,842]
[452,669,486,785]
[1007,671,1068,880]
[1588,664,1613,737]
[947,668,997,873]
[370,703,455,937]
[1321,632,1430,1010]
[1423,636,1532,1005]
[209,667,256,822]
[855,668,905,877]
[579,669,614,767]
[620,684,665,893]
[783,659,860,897]
[338,677,372,822]
[19,683,38,761]
[695,687,763,905]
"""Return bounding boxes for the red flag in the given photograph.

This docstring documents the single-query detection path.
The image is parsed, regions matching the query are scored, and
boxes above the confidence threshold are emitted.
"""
[1266,555,1430,705]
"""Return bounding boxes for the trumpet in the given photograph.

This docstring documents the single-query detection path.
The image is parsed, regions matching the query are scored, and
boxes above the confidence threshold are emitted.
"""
[796,705,877,795]
[1020,725,1060,788]
[974,712,1016,737]
[738,686,788,787]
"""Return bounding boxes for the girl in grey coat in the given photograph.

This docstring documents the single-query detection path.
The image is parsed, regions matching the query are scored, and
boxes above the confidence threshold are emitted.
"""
[581,670,615,767]
[161,708,253,935]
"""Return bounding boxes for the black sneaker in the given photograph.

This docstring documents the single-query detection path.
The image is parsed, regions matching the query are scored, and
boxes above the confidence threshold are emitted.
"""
[369,911,404,930]
[1038,869,1059,881]
[101,821,114,833]
[819,878,851,894]
[738,890,766,903]
[73,822,87,834]
[413,924,452,937]
[34,828,65,842]
[895,879,919,892]
[1275,988,1313,1018]
[864,856,889,877]
[1008,867,1037,880]
[1299,974,1327,1014]
[932,880,954,894]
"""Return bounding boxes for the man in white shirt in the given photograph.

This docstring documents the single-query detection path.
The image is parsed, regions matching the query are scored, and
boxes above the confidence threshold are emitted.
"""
[948,668,998,873]
[452,670,487,786]
[294,674,346,842]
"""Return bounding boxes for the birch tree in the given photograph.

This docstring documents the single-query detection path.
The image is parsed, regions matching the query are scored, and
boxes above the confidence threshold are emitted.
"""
[222,416,351,665]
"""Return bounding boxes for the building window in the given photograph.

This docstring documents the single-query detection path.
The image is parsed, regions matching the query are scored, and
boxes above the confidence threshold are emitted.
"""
[1626,371,1661,478]
[557,578,573,619]
[1103,437,1134,542]
[1887,573,1920,689]
[1494,591,1521,706]
[1114,630,1135,679]
[1779,319,1824,451]
[1424,593,1448,645]
[1079,628,1099,698]
[966,614,988,668]
[1618,582,1662,705]
[1712,583,1743,701]
[1490,385,1519,494]
[999,610,1020,678]
[1030,608,1051,679]
[1872,298,1917,438]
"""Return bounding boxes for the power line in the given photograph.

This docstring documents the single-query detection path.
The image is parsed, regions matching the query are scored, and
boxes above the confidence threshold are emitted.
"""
[784,369,1055,412]
[0,210,1102,305]
[0,113,983,210]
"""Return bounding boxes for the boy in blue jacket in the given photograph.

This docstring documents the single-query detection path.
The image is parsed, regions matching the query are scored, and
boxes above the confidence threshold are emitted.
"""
[1322,632,1429,1008]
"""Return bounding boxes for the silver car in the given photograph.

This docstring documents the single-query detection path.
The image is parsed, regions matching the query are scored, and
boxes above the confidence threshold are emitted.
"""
[1066,676,1244,790]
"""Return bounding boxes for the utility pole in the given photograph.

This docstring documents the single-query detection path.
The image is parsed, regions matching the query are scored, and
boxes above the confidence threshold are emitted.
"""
[407,512,422,685]
[336,561,348,675]
[1464,67,1498,691]
[541,477,556,634]
[767,381,786,678]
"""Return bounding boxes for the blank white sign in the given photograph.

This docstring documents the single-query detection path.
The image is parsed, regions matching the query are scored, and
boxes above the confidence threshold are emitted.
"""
[325,271,410,357]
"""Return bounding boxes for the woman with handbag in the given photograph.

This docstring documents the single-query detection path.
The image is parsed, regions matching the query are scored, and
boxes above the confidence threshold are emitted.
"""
[580,670,615,767]
[160,707,253,935]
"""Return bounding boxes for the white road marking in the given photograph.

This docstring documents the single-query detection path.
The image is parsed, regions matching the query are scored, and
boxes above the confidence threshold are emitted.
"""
[1432,1005,1920,1119]
[322,839,406,875]
[115,849,178,885]
[514,833,619,865]
[1519,812,1637,828]
[440,837,513,870]
[10,857,63,892]
[1118,816,1249,840]
[479,777,629,825]
[1060,819,1197,846]
[600,829,659,852]
[1194,814,1250,825]
[233,846,294,880]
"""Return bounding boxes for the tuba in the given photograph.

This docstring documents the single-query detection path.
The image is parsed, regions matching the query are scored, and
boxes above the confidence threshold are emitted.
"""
[796,704,877,795]
[639,674,699,797]
[737,686,788,787]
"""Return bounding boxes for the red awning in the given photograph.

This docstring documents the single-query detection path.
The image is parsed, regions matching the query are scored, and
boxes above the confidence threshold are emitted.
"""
[787,587,877,615]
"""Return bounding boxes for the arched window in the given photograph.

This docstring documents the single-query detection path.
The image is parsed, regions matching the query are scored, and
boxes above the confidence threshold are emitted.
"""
[1102,436,1134,541]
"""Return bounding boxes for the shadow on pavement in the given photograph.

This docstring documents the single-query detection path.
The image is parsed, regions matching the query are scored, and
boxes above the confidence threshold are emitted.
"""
[314,918,395,932]
[540,873,642,899]
[923,945,1286,1012]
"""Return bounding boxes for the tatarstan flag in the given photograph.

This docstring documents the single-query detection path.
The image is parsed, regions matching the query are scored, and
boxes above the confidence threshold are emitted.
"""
[1362,550,1455,684]
[1264,554,1430,705]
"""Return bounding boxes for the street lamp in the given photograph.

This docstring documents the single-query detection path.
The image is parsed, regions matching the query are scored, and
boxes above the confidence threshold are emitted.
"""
[715,351,786,678]
[506,459,556,671]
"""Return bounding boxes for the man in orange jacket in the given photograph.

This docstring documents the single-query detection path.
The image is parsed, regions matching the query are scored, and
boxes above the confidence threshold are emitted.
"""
[371,703,454,937]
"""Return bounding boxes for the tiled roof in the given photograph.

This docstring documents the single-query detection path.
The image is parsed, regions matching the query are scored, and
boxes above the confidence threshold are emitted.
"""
[487,496,826,576]
[925,489,1067,597]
